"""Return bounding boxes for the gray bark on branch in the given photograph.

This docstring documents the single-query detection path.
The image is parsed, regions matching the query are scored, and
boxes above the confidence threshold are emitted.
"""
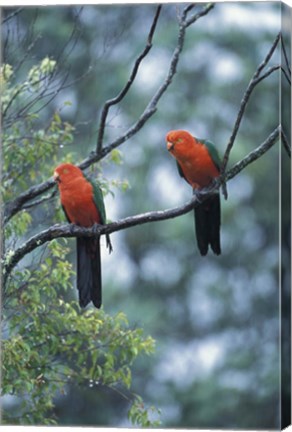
[221,32,281,174]
[3,125,280,284]
[96,5,162,154]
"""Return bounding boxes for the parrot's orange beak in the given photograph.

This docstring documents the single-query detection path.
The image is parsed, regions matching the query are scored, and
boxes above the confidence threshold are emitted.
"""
[167,141,174,151]
[53,171,60,183]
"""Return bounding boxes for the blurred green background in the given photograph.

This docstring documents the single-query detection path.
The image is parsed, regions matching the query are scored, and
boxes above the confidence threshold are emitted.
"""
[2,2,290,428]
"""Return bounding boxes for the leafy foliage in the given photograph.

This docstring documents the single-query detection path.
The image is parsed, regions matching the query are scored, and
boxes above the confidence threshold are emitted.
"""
[2,61,75,203]
[2,59,159,426]
[128,395,161,428]
[2,3,289,429]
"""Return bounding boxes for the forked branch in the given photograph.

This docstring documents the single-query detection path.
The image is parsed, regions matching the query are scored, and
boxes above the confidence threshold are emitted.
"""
[221,32,281,174]
[3,3,214,224]
[96,5,162,153]
[218,32,287,200]
[3,125,280,283]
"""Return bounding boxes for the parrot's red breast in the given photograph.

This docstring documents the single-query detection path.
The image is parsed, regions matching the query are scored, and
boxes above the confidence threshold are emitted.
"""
[166,130,219,189]
[54,163,101,227]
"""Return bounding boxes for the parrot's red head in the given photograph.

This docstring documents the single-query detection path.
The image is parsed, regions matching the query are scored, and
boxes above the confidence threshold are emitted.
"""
[166,130,195,156]
[54,163,83,184]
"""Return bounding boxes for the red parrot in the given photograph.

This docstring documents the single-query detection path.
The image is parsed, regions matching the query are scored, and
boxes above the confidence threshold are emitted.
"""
[54,163,112,308]
[166,130,221,256]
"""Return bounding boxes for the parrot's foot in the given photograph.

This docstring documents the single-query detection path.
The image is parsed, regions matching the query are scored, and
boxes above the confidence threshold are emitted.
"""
[69,223,77,234]
[210,177,227,199]
[192,189,202,204]
[92,222,101,235]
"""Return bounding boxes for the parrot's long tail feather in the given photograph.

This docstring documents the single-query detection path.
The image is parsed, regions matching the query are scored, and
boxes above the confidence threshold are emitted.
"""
[77,237,102,308]
[194,193,221,256]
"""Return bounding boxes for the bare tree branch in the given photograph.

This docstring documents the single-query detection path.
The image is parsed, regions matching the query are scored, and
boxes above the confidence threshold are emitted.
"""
[91,3,215,162]
[3,9,84,127]
[4,69,70,127]
[223,126,280,182]
[2,7,23,24]
[253,65,281,85]
[4,3,214,223]
[13,9,39,75]
[96,5,162,154]
[281,66,291,86]
[22,189,58,210]
[221,32,281,175]
[185,3,215,27]
[4,179,55,225]
[55,7,83,65]
[3,125,280,284]
[182,4,196,18]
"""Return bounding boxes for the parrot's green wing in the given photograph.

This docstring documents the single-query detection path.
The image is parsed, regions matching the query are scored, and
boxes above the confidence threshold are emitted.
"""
[85,173,113,253]
[92,181,107,225]
[196,137,221,171]
[85,174,107,224]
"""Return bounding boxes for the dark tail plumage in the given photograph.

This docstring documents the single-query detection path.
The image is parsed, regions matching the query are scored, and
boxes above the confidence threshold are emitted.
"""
[77,237,102,308]
[194,193,221,256]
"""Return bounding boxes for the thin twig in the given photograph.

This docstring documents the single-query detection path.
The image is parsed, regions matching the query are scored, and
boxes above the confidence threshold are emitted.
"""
[254,64,290,87]
[221,32,281,174]
[253,65,281,85]
[223,126,280,183]
[14,9,39,75]
[2,7,23,24]
[4,179,55,225]
[3,10,82,126]
[55,7,83,65]
[10,70,69,122]
[22,190,58,210]
[3,125,280,283]
[96,5,162,154]
[281,66,291,85]
[185,3,215,27]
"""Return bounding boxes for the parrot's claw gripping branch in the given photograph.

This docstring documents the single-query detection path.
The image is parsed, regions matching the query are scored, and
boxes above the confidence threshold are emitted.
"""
[192,189,204,204]
[69,223,77,235]
[92,222,100,235]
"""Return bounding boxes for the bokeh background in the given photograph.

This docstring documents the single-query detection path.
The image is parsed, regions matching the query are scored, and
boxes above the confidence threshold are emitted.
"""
[2,2,290,428]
